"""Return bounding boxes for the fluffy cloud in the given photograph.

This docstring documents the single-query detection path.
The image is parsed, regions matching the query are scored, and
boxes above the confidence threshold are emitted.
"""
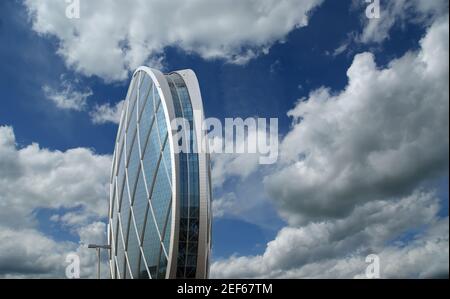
[212,151,260,189]
[266,15,449,225]
[43,77,93,111]
[211,123,279,190]
[24,0,323,81]
[90,100,124,125]
[0,126,111,225]
[212,15,449,278]
[212,192,449,278]
[0,227,73,278]
[212,193,239,218]
[210,126,279,222]
[359,0,448,43]
[0,221,108,279]
[0,126,111,278]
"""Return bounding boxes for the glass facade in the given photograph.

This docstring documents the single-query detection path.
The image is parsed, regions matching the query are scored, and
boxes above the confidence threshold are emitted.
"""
[166,73,200,278]
[108,68,211,279]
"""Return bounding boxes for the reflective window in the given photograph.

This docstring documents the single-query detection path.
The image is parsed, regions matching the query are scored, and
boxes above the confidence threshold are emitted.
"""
[141,205,161,278]
[142,128,161,192]
[126,213,140,277]
[151,142,172,234]
[138,85,156,153]
[156,103,168,147]
[116,220,126,278]
[133,170,148,238]
[127,137,140,201]
[138,74,152,117]
[166,73,200,278]
[120,177,131,242]
[126,72,139,130]
[110,70,209,279]
[162,208,172,254]
[116,143,126,211]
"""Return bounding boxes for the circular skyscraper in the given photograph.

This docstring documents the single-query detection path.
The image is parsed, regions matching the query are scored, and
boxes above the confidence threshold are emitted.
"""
[108,67,212,279]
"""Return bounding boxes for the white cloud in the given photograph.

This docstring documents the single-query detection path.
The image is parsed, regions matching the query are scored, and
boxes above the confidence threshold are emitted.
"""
[211,192,449,278]
[24,0,323,81]
[0,221,109,279]
[90,100,124,125]
[358,0,448,44]
[0,125,111,278]
[212,193,239,218]
[210,126,280,223]
[51,209,100,229]
[43,77,93,111]
[266,15,449,225]
[212,152,260,190]
[0,126,111,225]
[0,226,73,278]
[211,15,449,279]
[211,126,278,189]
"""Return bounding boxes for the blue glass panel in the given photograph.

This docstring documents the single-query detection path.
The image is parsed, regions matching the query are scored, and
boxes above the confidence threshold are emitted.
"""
[157,255,168,279]
[166,73,200,278]
[138,74,151,116]
[110,146,118,181]
[116,143,126,212]
[162,208,172,255]
[156,104,168,147]
[162,138,172,177]
[116,223,125,278]
[141,208,161,279]
[120,180,131,237]
[138,247,150,279]
[112,223,119,266]
[116,103,127,150]
[124,257,130,279]
[110,178,117,218]
[142,128,161,193]
[138,86,155,152]
[153,86,161,113]
[111,182,119,253]
[150,166,172,235]
[126,73,139,128]
[126,214,140,278]
[133,170,148,238]
[127,136,140,204]
[166,76,182,117]
[126,125,137,159]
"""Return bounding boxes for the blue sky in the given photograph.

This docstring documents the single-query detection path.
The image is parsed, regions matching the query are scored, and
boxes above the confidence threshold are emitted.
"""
[1,0,427,151]
[0,0,448,278]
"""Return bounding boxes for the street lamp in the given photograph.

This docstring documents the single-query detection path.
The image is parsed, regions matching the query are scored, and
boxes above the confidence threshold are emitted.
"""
[88,244,111,279]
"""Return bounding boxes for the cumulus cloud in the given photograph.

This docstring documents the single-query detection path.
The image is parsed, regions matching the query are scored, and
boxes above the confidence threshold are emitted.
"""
[210,124,279,223]
[90,100,124,125]
[43,77,93,111]
[212,192,449,278]
[212,193,239,218]
[0,227,73,278]
[211,124,278,189]
[211,149,262,191]
[0,125,111,278]
[24,0,323,81]
[50,209,100,229]
[358,0,448,44]
[266,15,449,225]
[0,126,111,225]
[212,15,449,278]
[0,221,108,279]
